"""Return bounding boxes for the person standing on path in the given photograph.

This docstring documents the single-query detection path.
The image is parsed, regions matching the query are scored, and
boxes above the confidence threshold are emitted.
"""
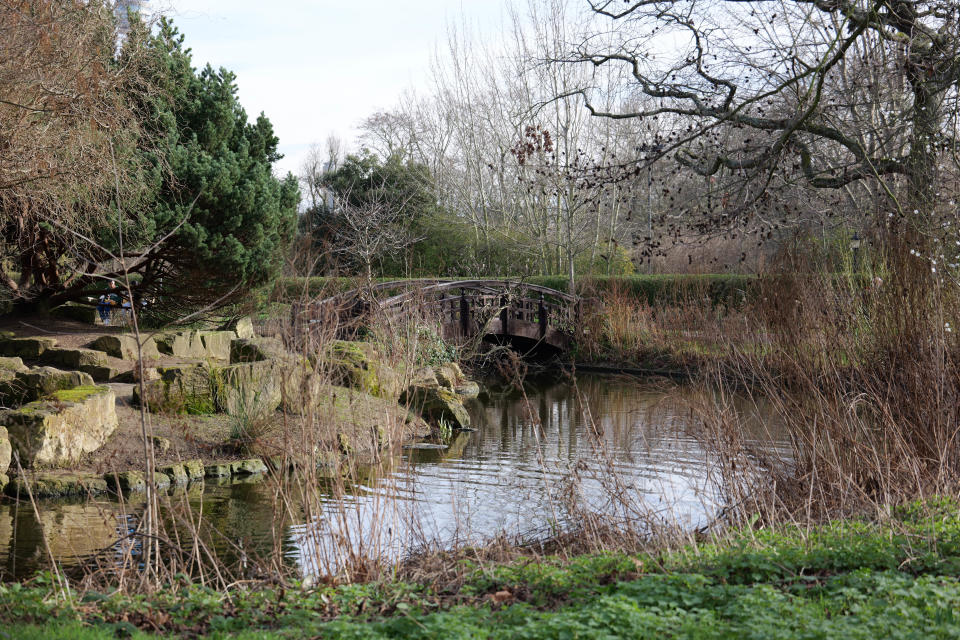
[97,280,121,325]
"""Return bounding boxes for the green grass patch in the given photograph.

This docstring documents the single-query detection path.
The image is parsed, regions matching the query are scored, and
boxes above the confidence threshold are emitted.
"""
[6,498,960,638]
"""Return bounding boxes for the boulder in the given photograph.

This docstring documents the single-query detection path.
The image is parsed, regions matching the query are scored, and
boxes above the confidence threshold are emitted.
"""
[197,331,234,360]
[156,330,235,360]
[233,316,255,340]
[0,367,95,406]
[82,366,120,383]
[88,334,161,360]
[6,472,109,498]
[454,380,481,399]
[204,462,232,478]
[51,303,98,324]
[157,463,189,485]
[231,458,267,475]
[230,336,287,364]
[0,357,26,373]
[104,470,146,493]
[133,363,214,414]
[155,331,206,358]
[153,472,172,491]
[0,359,26,403]
[151,435,171,454]
[212,361,284,416]
[113,367,160,384]
[0,337,56,359]
[315,386,431,456]
[41,347,108,370]
[402,385,471,430]
[184,459,205,481]
[326,340,401,399]
[0,385,118,466]
[214,356,316,417]
[0,426,10,474]
[434,363,460,390]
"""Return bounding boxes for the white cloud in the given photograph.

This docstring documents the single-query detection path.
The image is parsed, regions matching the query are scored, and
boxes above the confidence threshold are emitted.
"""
[157,0,505,176]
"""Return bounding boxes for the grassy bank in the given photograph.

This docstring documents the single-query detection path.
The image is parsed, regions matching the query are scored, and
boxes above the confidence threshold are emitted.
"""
[7,498,960,638]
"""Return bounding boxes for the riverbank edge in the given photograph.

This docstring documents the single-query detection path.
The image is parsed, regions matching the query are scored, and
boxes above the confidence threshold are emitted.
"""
[5,497,960,638]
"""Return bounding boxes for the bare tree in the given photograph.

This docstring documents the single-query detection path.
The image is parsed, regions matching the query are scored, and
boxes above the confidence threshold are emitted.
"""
[330,200,417,281]
[568,0,960,234]
[0,0,148,306]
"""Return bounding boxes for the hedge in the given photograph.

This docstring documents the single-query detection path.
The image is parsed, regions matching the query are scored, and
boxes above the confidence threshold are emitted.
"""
[275,274,760,309]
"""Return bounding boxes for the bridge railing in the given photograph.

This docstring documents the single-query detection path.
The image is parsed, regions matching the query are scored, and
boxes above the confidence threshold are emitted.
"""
[291,280,581,347]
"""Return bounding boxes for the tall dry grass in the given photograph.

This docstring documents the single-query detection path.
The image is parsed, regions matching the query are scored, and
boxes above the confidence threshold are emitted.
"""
[693,240,960,523]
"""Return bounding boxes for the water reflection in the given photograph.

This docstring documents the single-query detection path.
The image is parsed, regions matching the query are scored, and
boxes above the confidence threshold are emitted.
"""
[0,374,787,579]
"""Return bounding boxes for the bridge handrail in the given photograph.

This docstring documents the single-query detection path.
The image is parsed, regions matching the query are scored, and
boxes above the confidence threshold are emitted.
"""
[377,280,579,309]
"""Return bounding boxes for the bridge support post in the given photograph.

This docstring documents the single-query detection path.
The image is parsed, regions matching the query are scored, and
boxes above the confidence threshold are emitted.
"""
[538,294,546,339]
[500,295,508,335]
[460,288,470,337]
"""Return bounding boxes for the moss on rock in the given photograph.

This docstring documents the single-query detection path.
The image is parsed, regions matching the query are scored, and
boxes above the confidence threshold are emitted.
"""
[204,463,232,478]
[231,458,267,475]
[7,472,108,498]
[104,470,146,492]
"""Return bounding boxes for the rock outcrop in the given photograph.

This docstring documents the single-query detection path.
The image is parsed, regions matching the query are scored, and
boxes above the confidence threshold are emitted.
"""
[212,359,311,416]
[41,347,105,368]
[88,334,161,360]
[233,317,255,340]
[133,364,214,414]
[155,330,236,360]
[0,426,11,475]
[325,340,401,400]
[1,385,118,466]
[402,385,471,429]
[0,337,57,359]
[0,367,95,406]
[230,336,287,364]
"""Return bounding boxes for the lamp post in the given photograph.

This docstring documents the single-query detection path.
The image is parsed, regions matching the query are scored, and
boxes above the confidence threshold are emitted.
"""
[851,232,861,273]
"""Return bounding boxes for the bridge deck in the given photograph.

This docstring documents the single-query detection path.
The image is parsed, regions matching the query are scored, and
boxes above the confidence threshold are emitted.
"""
[292,279,581,350]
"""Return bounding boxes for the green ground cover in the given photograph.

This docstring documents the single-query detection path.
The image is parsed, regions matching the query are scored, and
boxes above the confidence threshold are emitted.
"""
[6,498,960,638]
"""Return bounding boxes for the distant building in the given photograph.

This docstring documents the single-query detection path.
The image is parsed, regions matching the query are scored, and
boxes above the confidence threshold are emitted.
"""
[115,0,148,36]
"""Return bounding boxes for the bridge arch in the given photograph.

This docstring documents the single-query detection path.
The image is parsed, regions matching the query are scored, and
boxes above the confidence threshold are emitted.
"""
[292,279,581,351]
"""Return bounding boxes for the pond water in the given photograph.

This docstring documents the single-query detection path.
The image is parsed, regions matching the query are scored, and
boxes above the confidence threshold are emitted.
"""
[0,374,788,580]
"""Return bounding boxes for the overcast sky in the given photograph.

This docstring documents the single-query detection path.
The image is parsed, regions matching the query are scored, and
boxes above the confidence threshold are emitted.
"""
[158,1,506,177]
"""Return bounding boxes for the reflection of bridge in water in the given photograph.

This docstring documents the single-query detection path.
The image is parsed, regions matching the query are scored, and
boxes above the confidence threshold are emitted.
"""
[292,280,582,351]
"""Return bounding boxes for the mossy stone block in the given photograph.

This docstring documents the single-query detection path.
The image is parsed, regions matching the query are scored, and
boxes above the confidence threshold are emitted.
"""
[51,303,98,324]
[88,334,161,360]
[0,357,25,372]
[402,385,471,429]
[80,365,119,383]
[157,463,189,485]
[231,458,267,475]
[229,337,286,364]
[204,463,232,478]
[198,331,234,360]
[41,348,107,369]
[105,470,146,492]
[184,459,204,481]
[153,472,172,490]
[455,381,481,399]
[0,427,10,475]
[0,337,57,359]
[11,367,95,404]
[7,472,108,498]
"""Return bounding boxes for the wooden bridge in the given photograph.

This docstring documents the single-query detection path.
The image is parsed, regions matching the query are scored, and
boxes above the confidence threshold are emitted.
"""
[291,280,582,351]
